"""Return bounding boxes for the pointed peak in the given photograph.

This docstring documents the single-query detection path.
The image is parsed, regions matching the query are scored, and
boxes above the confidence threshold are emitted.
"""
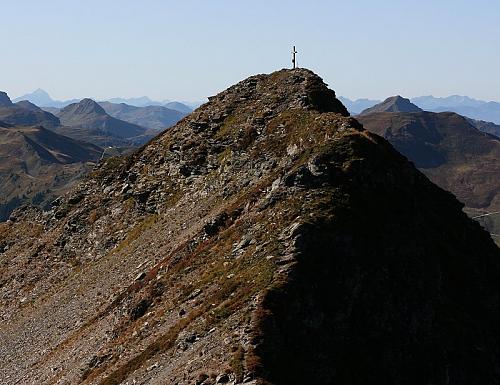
[360,95,422,115]
[61,98,106,115]
[33,88,50,95]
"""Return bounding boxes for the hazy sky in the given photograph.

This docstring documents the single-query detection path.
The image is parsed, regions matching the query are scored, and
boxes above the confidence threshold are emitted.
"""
[1,0,499,102]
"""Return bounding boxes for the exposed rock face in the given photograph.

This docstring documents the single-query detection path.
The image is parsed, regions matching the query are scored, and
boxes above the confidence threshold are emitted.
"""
[0,69,499,385]
[360,95,423,115]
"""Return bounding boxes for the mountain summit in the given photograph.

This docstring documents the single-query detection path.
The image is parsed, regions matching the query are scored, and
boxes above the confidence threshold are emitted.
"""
[1,69,499,385]
[13,89,80,108]
[13,88,53,106]
[360,95,423,114]
[60,98,107,116]
[57,98,149,144]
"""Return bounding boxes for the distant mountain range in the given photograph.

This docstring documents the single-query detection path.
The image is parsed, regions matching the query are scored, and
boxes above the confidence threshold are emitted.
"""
[341,94,500,124]
[54,99,154,147]
[12,89,80,109]
[0,90,191,220]
[338,97,381,115]
[13,89,200,113]
[2,90,188,147]
[99,102,187,131]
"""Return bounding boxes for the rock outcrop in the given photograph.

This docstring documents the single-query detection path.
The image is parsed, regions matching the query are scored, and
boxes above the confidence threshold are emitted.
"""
[0,69,499,385]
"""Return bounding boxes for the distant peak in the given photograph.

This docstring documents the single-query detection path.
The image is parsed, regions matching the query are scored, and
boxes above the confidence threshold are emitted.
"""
[33,88,50,95]
[62,98,106,115]
[360,95,422,115]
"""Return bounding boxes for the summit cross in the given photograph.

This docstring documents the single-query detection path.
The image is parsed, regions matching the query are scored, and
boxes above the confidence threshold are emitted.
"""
[292,46,298,69]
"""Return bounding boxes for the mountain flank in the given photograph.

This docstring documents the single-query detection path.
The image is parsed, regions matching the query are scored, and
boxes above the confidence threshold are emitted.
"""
[0,124,102,221]
[468,118,500,138]
[357,109,500,245]
[0,91,60,128]
[0,69,499,385]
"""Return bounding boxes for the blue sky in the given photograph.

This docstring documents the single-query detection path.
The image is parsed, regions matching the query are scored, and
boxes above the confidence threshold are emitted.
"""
[1,0,499,102]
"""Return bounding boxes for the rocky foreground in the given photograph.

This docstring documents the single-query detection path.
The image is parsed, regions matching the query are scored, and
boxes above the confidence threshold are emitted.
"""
[1,69,499,385]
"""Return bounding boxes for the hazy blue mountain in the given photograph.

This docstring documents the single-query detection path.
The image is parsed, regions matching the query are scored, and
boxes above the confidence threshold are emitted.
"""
[13,89,199,114]
[163,101,193,113]
[411,95,485,109]
[105,97,195,113]
[13,89,79,108]
[178,100,204,110]
[360,96,423,115]
[105,96,163,107]
[338,96,380,115]
[13,88,53,106]
[411,95,500,124]
[99,101,187,130]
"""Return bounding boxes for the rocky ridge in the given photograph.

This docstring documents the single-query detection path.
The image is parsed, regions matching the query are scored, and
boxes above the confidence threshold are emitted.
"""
[0,69,499,385]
